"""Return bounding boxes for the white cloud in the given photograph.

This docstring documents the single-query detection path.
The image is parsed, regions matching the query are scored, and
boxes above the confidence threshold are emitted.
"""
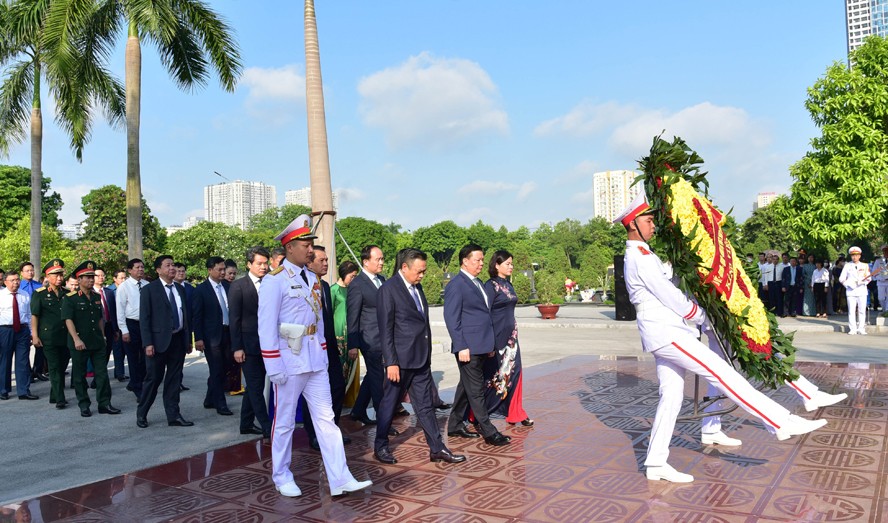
[516,182,537,202]
[358,52,509,150]
[55,184,93,225]
[240,64,306,126]
[534,100,642,137]
[336,187,365,202]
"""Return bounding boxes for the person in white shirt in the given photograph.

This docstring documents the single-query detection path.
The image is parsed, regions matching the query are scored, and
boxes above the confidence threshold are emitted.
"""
[840,246,879,335]
[116,259,150,399]
[873,245,888,311]
[811,260,831,318]
[0,271,36,400]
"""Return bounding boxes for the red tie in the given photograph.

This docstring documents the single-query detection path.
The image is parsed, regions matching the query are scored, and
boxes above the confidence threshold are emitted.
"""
[11,293,20,333]
[99,289,110,322]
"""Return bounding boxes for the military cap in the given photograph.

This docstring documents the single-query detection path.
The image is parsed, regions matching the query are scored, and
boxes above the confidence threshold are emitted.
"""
[42,259,65,275]
[275,213,317,245]
[73,260,98,278]
[613,192,653,227]
[848,246,862,255]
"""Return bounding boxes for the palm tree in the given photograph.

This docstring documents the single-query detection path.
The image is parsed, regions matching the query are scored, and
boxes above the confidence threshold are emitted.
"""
[0,0,125,268]
[46,0,242,259]
[304,0,336,282]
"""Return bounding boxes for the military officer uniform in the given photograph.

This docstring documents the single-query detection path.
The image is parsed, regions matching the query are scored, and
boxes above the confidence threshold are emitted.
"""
[615,193,826,483]
[839,246,872,335]
[62,261,119,417]
[30,259,71,408]
[258,214,370,498]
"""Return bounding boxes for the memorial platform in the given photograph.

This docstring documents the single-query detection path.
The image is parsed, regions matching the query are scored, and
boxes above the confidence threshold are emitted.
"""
[4,355,884,522]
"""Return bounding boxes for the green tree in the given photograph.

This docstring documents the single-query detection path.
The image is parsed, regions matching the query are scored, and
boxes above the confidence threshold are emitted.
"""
[80,184,164,251]
[46,0,242,259]
[737,197,798,256]
[335,216,396,266]
[248,204,312,233]
[413,220,467,270]
[166,221,248,280]
[73,240,126,274]
[0,165,62,232]
[0,0,124,268]
[785,36,888,247]
[465,220,499,253]
[0,214,73,270]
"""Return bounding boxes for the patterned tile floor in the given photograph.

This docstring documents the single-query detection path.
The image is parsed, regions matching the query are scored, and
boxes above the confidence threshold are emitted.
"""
[4,356,886,523]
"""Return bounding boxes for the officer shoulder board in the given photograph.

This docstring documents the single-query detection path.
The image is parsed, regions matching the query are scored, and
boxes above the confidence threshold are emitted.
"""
[36,287,46,293]
[66,291,77,297]
[269,266,285,276]
[637,245,652,255]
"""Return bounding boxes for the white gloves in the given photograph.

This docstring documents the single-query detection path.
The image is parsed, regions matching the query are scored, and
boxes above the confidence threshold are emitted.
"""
[268,373,288,385]
[279,323,306,355]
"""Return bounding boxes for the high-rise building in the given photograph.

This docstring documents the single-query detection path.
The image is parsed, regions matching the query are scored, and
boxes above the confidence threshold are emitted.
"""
[846,0,888,56]
[285,187,339,212]
[204,180,276,230]
[754,191,780,212]
[592,170,642,223]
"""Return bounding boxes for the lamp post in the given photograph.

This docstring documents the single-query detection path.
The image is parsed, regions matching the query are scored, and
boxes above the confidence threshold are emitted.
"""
[522,268,538,301]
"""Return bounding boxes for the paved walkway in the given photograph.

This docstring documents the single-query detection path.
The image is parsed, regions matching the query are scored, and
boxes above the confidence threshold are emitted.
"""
[1,305,886,521]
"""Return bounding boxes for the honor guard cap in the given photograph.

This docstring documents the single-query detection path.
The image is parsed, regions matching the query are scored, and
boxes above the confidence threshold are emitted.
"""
[848,246,862,255]
[42,259,65,275]
[613,191,652,227]
[73,261,98,278]
[275,214,318,246]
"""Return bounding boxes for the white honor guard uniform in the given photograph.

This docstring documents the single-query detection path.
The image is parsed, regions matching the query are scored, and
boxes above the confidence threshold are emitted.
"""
[258,214,370,498]
[872,246,888,311]
[839,246,872,335]
[614,193,826,483]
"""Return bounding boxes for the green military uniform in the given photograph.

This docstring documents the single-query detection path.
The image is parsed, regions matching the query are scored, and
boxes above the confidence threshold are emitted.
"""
[62,261,112,414]
[30,259,70,407]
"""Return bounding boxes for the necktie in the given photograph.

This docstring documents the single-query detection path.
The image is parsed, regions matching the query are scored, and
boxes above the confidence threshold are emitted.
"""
[255,277,262,294]
[137,281,143,293]
[216,284,229,325]
[11,293,20,333]
[167,284,180,331]
[473,278,488,308]
[99,289,109,322]
[410,285,423,313]
[374,276,382,289]
[300,269,309,285]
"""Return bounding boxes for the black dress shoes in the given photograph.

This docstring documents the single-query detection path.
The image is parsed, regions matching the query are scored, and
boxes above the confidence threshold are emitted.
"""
[240,426,264,435]
[37,373,49,382]
[168,416,194,427]
[448,427,481,439]
[180,384,190,391]
[350,413,377,425]
[203,402,214,409]
[0,393,8,400]
[374,448,398,464]
[388,427,400,436]
[136,416,148,428]
[430,448,467,463]
[216,407,234,416]
[80,407,92,417]
[19,393,39,400]
[435,402,452,411]
[117,376,130,382]
[56,400,68,410]
[484,432,511,447]
[99,405,121,414]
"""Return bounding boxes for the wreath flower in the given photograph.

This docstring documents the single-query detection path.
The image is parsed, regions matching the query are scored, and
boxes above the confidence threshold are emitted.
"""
[638,135,798,388]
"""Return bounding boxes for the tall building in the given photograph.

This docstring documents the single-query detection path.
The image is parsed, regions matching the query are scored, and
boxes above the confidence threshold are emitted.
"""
[846,0,888,56]
[285,187,339,212]
[204,180,276,230]
[592,170,642,223]
[753,191,780,212]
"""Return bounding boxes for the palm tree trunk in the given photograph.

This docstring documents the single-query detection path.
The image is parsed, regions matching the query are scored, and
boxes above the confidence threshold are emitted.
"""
[125,22,143,260]
[304,0,336,283]
[29,63,42,269]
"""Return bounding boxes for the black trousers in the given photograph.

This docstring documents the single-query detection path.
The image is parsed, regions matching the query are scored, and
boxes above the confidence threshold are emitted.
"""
[767,284,783,316]
[375,365,444,453]
[124,319,146,398]
[448,353,497,438]
[303,349,345,440]
[814,283,827,315]
[240,353,270,433]
[203,328,231,410]
[352,347,383,418]
[137,331,186,422]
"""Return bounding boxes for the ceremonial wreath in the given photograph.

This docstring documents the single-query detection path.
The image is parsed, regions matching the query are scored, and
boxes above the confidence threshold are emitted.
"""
[638,135,799,388]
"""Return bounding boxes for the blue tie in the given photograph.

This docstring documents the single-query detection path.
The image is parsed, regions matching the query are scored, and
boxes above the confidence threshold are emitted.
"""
[167,284,180,331]
[410,285,423,313]
[216,284,229,325]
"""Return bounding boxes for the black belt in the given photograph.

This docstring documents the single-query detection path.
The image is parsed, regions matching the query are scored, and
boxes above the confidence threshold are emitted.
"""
[0,324,28,328]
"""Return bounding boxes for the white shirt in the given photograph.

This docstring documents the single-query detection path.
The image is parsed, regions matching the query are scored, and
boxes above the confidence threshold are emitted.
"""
[760,263,778,286]
[208,277,229,325]
[116,276,150,334]
[399,271,423,313]
[0,288,31,326]
[873,257,888,283]
[248,273,262,294]
[811,268,830,287]
[362,268,382,288]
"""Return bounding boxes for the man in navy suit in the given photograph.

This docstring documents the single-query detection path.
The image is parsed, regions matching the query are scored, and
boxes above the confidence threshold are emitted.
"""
[781,257,801,318]
[174,262,194,392]
[373,248,466,465]
[93,269,123,381]
[137,255,193,428]
[445,244,511,446]
[192,256,233,416]
[347,245,386,425]
[231,247,271,437]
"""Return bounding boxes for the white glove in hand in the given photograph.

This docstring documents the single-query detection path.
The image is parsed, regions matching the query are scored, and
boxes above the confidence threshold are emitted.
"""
[268,373,288,386]
[694,309,708,327]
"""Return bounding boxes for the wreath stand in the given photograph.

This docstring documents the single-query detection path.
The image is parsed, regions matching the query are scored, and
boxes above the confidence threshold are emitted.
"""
[677,328,740,421]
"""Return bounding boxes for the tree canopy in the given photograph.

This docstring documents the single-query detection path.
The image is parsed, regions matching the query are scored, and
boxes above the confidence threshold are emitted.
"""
[0,165,62,231]
[81,185,165,251]
[0,214,72,271]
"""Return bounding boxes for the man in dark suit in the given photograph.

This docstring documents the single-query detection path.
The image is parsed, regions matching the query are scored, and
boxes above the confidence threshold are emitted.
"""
[781,256,801,318]
[301,245,349,450]
[347,245,386,425]
[174,262,194,391]
[137,255,193,428]
[445,244,510,446]
[93,269,122,381]
[374,248,466,465]
[230,247,271,437]
[192,256,232,416]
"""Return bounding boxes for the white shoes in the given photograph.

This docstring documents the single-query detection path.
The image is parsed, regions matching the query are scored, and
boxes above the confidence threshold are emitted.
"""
[331,479,373,496]
[775,414,827,441]
[848,331,856,336]
[646,463,694,483]
[858,331,867,336]
[701,431,742,446]
[804,391,848,412]
[276,481,302,497]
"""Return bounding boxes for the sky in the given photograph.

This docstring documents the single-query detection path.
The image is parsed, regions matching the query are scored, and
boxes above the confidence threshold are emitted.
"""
[4,1,849,232]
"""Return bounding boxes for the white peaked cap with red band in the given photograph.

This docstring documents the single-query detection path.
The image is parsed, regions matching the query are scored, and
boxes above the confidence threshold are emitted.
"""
[613,191,652,227]
[274,214,318,246]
